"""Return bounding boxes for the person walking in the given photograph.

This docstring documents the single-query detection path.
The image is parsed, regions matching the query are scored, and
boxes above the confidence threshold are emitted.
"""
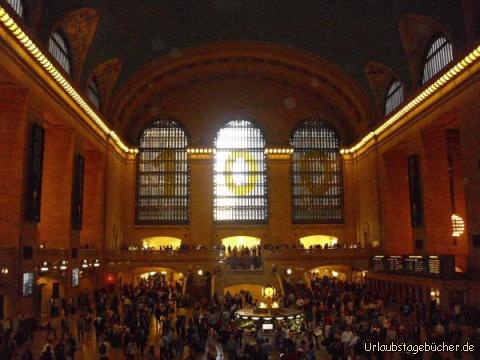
[98,338,111,360]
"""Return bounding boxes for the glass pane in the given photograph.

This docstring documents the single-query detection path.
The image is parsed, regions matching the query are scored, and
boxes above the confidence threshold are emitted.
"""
[214,120,267,222]
[136,120,189,223]
[291,120,344,223]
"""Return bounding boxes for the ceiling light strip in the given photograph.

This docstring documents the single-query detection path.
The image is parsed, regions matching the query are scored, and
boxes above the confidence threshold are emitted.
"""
[0,6,138,154]
[341,46,480,155]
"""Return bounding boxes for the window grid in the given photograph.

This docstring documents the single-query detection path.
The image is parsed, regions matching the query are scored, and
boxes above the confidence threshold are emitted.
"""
[422,36,453,84]
[214,120,267,222]
[48,31,71,75]
[385,80,403,115]
[6,0,23,17]
[86,77,101,110]
[136,120,189,224]
[291,120,344,223]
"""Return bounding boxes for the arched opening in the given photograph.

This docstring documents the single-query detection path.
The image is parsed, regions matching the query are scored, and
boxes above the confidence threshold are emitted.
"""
[299,235,338,249]
[221,236,261,249]
[224,284,264,302]
[141,236,182,250]
[214,120,267,222]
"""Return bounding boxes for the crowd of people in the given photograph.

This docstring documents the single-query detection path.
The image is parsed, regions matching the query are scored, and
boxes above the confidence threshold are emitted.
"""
[0,272,479,359]
[118,242,378,253]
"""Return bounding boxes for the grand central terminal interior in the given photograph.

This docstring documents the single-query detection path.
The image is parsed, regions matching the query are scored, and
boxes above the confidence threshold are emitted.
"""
[0,0,480,358]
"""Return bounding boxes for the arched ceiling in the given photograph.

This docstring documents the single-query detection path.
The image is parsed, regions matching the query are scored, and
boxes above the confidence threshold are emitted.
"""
[38,0,468,145]
[40,0,468,92]
[111,42,372,145]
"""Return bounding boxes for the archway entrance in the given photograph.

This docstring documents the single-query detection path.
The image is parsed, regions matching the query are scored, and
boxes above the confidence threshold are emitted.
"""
[224,284,264,301]
[300,235,338,249]
[221,236,261,249]
[141,236,182,250]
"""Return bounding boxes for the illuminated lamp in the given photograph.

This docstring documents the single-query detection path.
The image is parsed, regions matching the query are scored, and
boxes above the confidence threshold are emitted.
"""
[0,268,8,275]
[262,286,276,298]
[40,261,49,273]
[286,268,292,275]
[197,269,203,276]
[332,270,339,278]
[93,259,100,268]
[59,260,68,271]
[81,259,89,269]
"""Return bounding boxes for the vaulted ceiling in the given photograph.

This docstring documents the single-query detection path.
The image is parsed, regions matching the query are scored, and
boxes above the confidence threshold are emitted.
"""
[40,0,468,91]
[36,0,470,145]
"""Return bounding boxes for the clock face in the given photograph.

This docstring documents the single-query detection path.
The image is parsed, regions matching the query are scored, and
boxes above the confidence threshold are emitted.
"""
[264,287,274,297]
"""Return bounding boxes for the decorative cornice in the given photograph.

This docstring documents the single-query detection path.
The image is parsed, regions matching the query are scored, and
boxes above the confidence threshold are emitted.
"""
[0,5,135,155]
[341,44,480,156]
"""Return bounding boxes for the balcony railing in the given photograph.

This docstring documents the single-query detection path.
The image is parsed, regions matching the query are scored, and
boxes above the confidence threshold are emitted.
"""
[263,247,375,260]
[103,249,220,262]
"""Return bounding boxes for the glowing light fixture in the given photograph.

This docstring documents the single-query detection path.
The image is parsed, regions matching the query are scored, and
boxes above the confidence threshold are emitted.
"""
[264,148,294,154]
[286,268,292,275]
[332,270,339,278]
[59,260,68,271]
[197,269,203,276]
[451,214,465,237]
[187,148,215,154]
[93,259,100,268]
[40,261,49,273]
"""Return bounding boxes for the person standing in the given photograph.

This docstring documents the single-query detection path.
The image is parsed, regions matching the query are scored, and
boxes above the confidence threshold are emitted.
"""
[66,333,77,360]
[98,338,111,360]
[76,313,85,341]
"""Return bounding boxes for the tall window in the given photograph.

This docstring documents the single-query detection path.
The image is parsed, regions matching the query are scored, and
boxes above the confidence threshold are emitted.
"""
[71,155,85,229]
[385,80,403,115]
[86,76,101,110]
[6,0,24,17]
[48,31,71,74]
[214,120,267,222]
[136,119,189,224]
[407,155,424,227]
[291,120,344,223]
[422,36,453,84]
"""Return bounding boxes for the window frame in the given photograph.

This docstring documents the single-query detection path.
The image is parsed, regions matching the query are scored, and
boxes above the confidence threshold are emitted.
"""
[86,76,101,110]
[135,119,190,225]
[213,119,268,224]
[48,30,72,75]
[384,79,404,116]
[290,120,345,224]
[421,35,453,85]
[5,0,24,18]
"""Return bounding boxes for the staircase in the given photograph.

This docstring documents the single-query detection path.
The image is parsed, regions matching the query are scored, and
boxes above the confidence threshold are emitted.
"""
[185,274,211,304]
[213,267,282,299]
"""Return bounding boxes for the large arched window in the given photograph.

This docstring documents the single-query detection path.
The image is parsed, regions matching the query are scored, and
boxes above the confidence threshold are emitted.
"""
[291,120,344,223]
[422,36,453,84]
[48,31,71,75]
[86,76,101,110]
[136,119,189,224]
[385,79,403,116]
[214,120,267,222]
[6,0,24,17]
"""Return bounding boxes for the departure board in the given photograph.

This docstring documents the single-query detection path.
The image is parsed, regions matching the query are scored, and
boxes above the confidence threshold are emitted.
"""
[371,255,454,278]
